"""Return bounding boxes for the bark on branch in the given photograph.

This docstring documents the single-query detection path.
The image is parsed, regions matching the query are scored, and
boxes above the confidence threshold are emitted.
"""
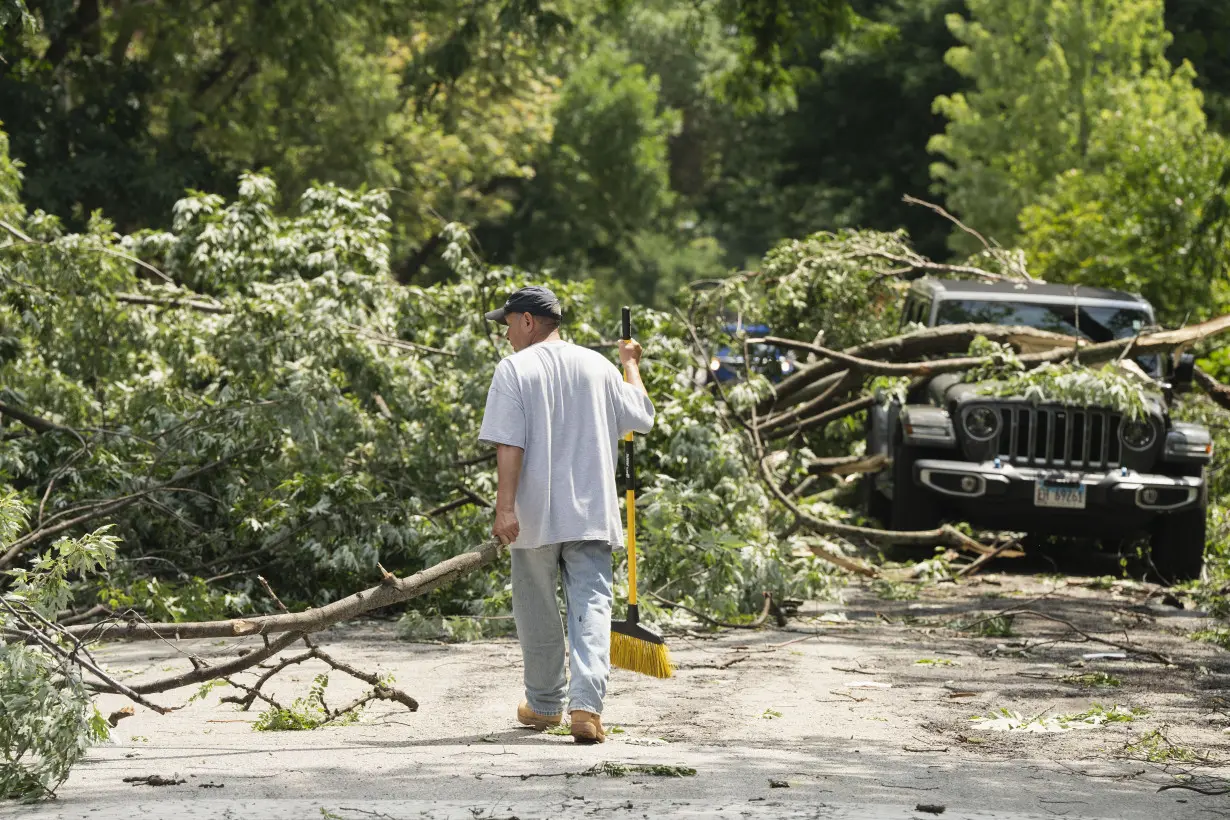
[806,454,890,477]
[1195,366,1230,413]
[65,540,504,642]
[757,315,1230,414]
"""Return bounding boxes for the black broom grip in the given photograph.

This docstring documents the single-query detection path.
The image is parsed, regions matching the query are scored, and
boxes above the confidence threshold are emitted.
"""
[621,305,634,492]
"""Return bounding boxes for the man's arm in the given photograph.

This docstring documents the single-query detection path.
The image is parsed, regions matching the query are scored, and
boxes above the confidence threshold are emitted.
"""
[619,339,646,394]
[493,443,524,545]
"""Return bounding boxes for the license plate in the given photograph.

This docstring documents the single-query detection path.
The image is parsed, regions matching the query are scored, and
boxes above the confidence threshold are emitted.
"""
[1035,481,1086,509]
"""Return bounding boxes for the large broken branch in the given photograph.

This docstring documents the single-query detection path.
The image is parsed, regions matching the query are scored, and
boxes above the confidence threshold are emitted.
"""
[760,323,1075,412]
[757,315,1230,414]
[807,454,890,477]
[1195,366,1230,413]
[65,540,504,642]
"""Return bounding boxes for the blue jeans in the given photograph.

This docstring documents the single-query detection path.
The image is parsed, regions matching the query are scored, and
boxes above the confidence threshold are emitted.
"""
[510,540,613,716]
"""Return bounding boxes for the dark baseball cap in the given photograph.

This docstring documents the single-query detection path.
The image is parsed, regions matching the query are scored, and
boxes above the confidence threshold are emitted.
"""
[484,285,563,324]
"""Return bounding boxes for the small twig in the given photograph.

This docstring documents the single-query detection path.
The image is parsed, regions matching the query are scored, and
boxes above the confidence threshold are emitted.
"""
[1,599,177,715]
[116,293,225,314]
[341,322,457,357]
[957,608,1173,665]
[648,590,774,630]
[830,690,868,702]
[459,487,494,510]
[955,538,1023,578]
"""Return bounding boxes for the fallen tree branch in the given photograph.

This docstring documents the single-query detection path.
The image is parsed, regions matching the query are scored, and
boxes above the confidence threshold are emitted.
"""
[65,540,504,642]
[1195,366,1230,413]
[758,315,1230,413]
[806,454,890,477]
[954,539,1022,578]
[761,323,1074,411]
[648,590,775,630]
[767,395,877,439]
[0,399,86,443]
[758,371,858,434]
[2,600,176,714]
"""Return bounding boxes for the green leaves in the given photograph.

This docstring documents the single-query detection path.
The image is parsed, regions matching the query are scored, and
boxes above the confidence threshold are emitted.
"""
[0,495,113,801]
[0,643,108,800]
[931,0,1200,252]
[974,361,1155,421]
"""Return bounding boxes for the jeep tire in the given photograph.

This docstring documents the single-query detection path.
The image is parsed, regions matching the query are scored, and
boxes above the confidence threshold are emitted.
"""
[1148,506,1207,584]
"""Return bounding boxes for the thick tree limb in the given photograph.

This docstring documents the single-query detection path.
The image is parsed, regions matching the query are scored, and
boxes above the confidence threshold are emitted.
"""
[760,324,1075,412]
[1195,366,1230,413]
[767,395,877,440]
[758,371,858,434]
[65,540,504,642]
[758,314,1230,413]
[122,632,307,695]
[807,454,890,477]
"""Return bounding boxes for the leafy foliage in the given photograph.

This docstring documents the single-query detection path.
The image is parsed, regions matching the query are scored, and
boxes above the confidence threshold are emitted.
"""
[970,703,1144,733]
[1018,67,1230,324]
[733,229,908,350]
[0,493,113,800]
[975,362,1156,420]
[253,673,361,731]
[930,0,1197,251]
[0,138,837,623]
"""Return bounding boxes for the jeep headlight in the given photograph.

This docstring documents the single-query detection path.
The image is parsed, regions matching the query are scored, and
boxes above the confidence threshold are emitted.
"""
[1121,418,1157,451]
[963,406,1000,441]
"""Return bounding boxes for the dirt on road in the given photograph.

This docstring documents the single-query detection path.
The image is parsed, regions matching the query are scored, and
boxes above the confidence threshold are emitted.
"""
[11,569,1230,820]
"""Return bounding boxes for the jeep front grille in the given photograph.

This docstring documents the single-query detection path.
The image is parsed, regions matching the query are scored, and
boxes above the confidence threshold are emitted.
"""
[995,406,1122,469]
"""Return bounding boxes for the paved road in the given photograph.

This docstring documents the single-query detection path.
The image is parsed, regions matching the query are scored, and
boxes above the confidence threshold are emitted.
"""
[6,579,1229,819]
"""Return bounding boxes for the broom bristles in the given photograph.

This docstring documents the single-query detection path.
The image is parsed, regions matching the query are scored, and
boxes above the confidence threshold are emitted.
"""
[610,631,673,678]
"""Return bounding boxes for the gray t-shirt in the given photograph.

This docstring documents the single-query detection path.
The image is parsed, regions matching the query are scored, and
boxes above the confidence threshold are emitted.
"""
[478,340,655,549]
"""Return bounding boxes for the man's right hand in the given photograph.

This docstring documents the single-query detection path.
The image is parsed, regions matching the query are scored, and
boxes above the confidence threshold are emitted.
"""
[619,338,643,367]
[493,507,520,545]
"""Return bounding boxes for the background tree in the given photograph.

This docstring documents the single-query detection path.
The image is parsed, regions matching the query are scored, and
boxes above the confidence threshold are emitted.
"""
[1018,79,1230,323]
[929,0,1190,251]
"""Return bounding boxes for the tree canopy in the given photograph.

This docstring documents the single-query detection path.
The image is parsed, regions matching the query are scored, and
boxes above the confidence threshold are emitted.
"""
[5,0,1230,800]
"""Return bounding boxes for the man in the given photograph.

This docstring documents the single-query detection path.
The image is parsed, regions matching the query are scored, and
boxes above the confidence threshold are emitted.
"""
[478,285,655,744]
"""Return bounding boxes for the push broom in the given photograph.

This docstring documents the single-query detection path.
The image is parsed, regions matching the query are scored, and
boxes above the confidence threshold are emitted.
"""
[610,305,673,679]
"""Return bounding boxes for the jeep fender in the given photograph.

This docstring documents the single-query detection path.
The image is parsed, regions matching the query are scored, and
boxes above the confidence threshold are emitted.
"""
[898,405,958,449]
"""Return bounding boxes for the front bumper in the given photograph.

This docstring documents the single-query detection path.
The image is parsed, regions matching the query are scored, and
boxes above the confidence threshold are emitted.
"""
[914,459,1203,513]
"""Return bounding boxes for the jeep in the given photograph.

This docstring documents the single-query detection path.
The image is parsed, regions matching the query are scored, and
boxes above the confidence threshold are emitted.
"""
[864,278,1213,581]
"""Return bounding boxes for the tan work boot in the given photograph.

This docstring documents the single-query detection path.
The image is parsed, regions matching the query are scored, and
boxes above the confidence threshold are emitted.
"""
[517,701,562,731]
[570,710,606,744]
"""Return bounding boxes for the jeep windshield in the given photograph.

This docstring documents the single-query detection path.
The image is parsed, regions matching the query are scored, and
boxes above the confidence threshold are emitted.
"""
[934,300,1151,343]
[934,298,1160,376]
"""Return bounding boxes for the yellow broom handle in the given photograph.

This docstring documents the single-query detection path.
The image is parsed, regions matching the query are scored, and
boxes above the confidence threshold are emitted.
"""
[622,306,638,606]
